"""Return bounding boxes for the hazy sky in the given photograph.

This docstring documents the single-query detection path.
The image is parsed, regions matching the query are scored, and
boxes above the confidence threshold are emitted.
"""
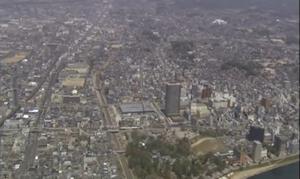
[174,0,299,14]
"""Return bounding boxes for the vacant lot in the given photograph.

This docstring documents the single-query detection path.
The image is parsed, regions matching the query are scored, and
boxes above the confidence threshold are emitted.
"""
[191,137,225,155]
[1,51,29,64]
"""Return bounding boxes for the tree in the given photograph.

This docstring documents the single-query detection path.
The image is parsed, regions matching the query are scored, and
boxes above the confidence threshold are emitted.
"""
[145,174,163,179]
[176,137,191,156]
[134,165,147,178]
[173,159,185,178]
[213,156,226,171]
[191,158,202,176]
[160,162,172,179]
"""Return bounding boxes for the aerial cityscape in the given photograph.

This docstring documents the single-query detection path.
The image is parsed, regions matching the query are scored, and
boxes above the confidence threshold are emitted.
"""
[0,0,299,179]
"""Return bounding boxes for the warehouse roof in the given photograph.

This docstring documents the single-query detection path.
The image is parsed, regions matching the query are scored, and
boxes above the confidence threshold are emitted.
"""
[119,102,155,114]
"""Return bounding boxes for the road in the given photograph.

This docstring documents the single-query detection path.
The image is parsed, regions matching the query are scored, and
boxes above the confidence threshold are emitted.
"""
[18,64,61,176]
[92,61,118,129]
[16,18,99,178]
[152,102,172,128]
[92,59,135,179]
[0,34,66,128]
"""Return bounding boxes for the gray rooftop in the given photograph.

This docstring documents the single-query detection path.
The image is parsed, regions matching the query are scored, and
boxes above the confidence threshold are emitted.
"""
[119,102,155,114]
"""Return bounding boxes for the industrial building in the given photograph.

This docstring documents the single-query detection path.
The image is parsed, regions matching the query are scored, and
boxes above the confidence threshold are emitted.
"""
[119,102,155,114]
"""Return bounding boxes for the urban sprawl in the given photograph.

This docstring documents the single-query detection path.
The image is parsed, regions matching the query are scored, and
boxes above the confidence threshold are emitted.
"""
[0,0,299,179]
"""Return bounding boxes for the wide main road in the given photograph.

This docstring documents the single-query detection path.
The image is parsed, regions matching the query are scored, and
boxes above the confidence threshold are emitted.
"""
[16,9,107,177]
[92,59,135,179]
[17,67,60,177]
[92,62,118,129]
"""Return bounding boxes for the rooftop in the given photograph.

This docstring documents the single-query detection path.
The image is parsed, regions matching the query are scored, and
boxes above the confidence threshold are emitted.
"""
[119,102,155,114]
[62,77,85,88]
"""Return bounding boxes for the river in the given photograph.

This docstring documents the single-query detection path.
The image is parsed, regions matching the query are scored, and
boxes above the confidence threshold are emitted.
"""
[249,161,299,179]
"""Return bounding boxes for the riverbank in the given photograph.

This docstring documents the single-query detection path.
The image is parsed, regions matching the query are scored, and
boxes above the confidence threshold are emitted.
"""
[230,154,299,179]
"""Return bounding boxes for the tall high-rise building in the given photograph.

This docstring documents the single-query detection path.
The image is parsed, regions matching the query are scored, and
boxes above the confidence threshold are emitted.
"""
[165,83,181,116]
[201,85,212,99]
[247,126,265,143]
[274,135,288,156]
[252,140,262,162]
